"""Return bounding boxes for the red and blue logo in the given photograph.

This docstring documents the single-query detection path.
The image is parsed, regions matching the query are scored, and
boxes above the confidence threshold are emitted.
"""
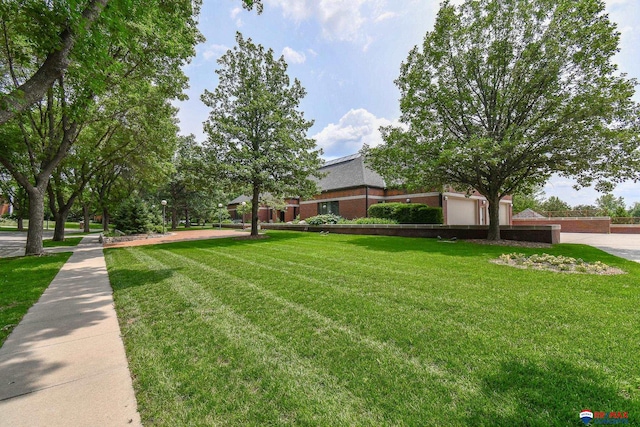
[581,410,594,425]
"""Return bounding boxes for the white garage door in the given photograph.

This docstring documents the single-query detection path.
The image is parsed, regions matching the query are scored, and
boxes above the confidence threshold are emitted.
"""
[447,198,477,225]
[499,203,510,225]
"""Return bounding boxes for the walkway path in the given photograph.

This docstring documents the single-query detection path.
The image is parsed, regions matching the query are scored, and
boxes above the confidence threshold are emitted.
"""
[561,232,640,263]
[0,234,141,426]
[0,229,250,426]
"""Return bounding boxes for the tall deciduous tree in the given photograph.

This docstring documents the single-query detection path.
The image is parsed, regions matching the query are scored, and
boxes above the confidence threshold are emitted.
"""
[0,0,262,126]
[202,33,322,236]
[595,193,626,216]
[364,0,640,240]
[0,0,203,254]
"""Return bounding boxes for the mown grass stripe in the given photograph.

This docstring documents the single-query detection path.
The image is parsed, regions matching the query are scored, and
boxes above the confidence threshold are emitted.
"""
[166,248,452,378]
[107,248,193,424]
[105,233,640,426]
[128,248,389,426]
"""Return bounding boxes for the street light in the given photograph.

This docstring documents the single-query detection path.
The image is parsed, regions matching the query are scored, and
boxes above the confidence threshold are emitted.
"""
[241,201,246,229]
[161,200,167,234]
[218,203,223,229]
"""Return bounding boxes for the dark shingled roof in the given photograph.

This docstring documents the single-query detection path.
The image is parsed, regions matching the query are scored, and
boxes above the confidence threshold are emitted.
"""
[316,153,386,191]
[227,154,386,204]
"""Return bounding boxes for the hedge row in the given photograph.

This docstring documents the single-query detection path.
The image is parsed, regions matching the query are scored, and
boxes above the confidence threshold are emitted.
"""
[368,203,443,224]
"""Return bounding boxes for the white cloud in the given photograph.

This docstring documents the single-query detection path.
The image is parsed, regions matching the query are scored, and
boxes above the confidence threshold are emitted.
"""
[374,11,396,23]
[307,48,318,57]
[312,109,398,158]
[266,0,397,46]
[202,44,229,61]
[230,7,242,19]
[544,175,640,207]
[282,47,306,64]
[605,0,632,6]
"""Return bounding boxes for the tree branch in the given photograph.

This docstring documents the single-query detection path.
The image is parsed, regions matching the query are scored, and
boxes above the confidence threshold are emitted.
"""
[0,0,109,126]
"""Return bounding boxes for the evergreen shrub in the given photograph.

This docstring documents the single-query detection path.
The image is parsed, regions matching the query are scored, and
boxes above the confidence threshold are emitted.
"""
[112,197,157,235]
[368,203,443,224]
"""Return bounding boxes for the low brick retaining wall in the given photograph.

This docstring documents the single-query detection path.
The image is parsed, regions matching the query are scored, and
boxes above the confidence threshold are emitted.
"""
[513,217,610,233]
[611,224,640,234]
[223,223,560,244]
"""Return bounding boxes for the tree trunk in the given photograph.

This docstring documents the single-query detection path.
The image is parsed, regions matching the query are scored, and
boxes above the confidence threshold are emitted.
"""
[251,186,260,236]
[17,217,24,231]
[487,195,501,240]
[25,188,46,255]
[52,210,69,241]
[102,207,109,231]
[171,208,178,230]
[83,203,91,233]
[184,208,190,228]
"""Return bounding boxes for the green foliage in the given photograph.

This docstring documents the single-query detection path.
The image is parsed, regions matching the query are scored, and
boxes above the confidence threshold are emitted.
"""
[112,197,156,235]
[596,193,627,217]
[540,196,572,214]
[629,202,640,218]
[305,214,342,225]
[364,0,640,239]
[368,203,443,224]
[512,186,545,215]
[497,253,619,274]
[201,32,323,235]
[338,217,399,225]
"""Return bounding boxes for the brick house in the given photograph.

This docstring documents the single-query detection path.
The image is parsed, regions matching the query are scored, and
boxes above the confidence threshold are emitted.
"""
[227,153,512,225]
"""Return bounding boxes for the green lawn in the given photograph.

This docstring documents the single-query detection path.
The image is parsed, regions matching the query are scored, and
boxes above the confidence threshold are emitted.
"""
[0,220,102,231]
[43,236,83,247]
[105,232,640,426]
[0,253,72,346]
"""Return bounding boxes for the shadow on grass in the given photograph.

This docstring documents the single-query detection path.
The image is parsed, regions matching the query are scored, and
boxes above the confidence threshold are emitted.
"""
[344,235,520,258]
[108,268,178,291]
[129,230,308,253]
[467,357,636,426]
[344,235,639,266]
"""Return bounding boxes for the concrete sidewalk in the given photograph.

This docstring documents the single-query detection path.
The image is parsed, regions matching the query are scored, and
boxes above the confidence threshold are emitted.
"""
[561,232,640,263]
[0,234,141,426]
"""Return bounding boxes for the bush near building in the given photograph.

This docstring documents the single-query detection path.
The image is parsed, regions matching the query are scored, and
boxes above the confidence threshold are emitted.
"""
[368,203,443,224]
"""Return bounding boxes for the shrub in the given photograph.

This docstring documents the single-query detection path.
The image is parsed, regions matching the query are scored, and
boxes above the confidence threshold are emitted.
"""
[112,197,156,235]
[338,217,399,225]
[306,214,342,225]
[368,203,443,224]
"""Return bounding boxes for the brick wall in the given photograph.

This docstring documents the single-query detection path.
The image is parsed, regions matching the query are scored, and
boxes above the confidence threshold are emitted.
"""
[252,223,560,244]
[512,217,610,233]
[610,224,640,234]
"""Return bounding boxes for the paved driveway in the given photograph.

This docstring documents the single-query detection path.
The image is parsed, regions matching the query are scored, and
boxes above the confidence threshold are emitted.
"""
[0,230,84,258]
[0,231,30,258]
[561,233,640,263]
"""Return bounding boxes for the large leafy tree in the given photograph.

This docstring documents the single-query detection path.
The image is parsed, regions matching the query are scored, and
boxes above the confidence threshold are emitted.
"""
[364,0,640,240]
[0,0,203,254]
[202,33,322,236]
[161,135,225,229]
[0,0,262,126]
[47,83,179,241]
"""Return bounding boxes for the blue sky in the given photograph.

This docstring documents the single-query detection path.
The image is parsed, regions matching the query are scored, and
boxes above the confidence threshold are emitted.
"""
[176,0,640,208]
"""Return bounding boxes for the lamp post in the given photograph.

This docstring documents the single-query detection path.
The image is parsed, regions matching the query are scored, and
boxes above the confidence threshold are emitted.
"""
[218,203,223,229]
[241,201,246,229]
[161,200,167,234]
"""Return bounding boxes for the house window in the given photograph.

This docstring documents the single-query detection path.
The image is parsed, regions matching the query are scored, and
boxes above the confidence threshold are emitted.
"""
[318,201,339,215]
